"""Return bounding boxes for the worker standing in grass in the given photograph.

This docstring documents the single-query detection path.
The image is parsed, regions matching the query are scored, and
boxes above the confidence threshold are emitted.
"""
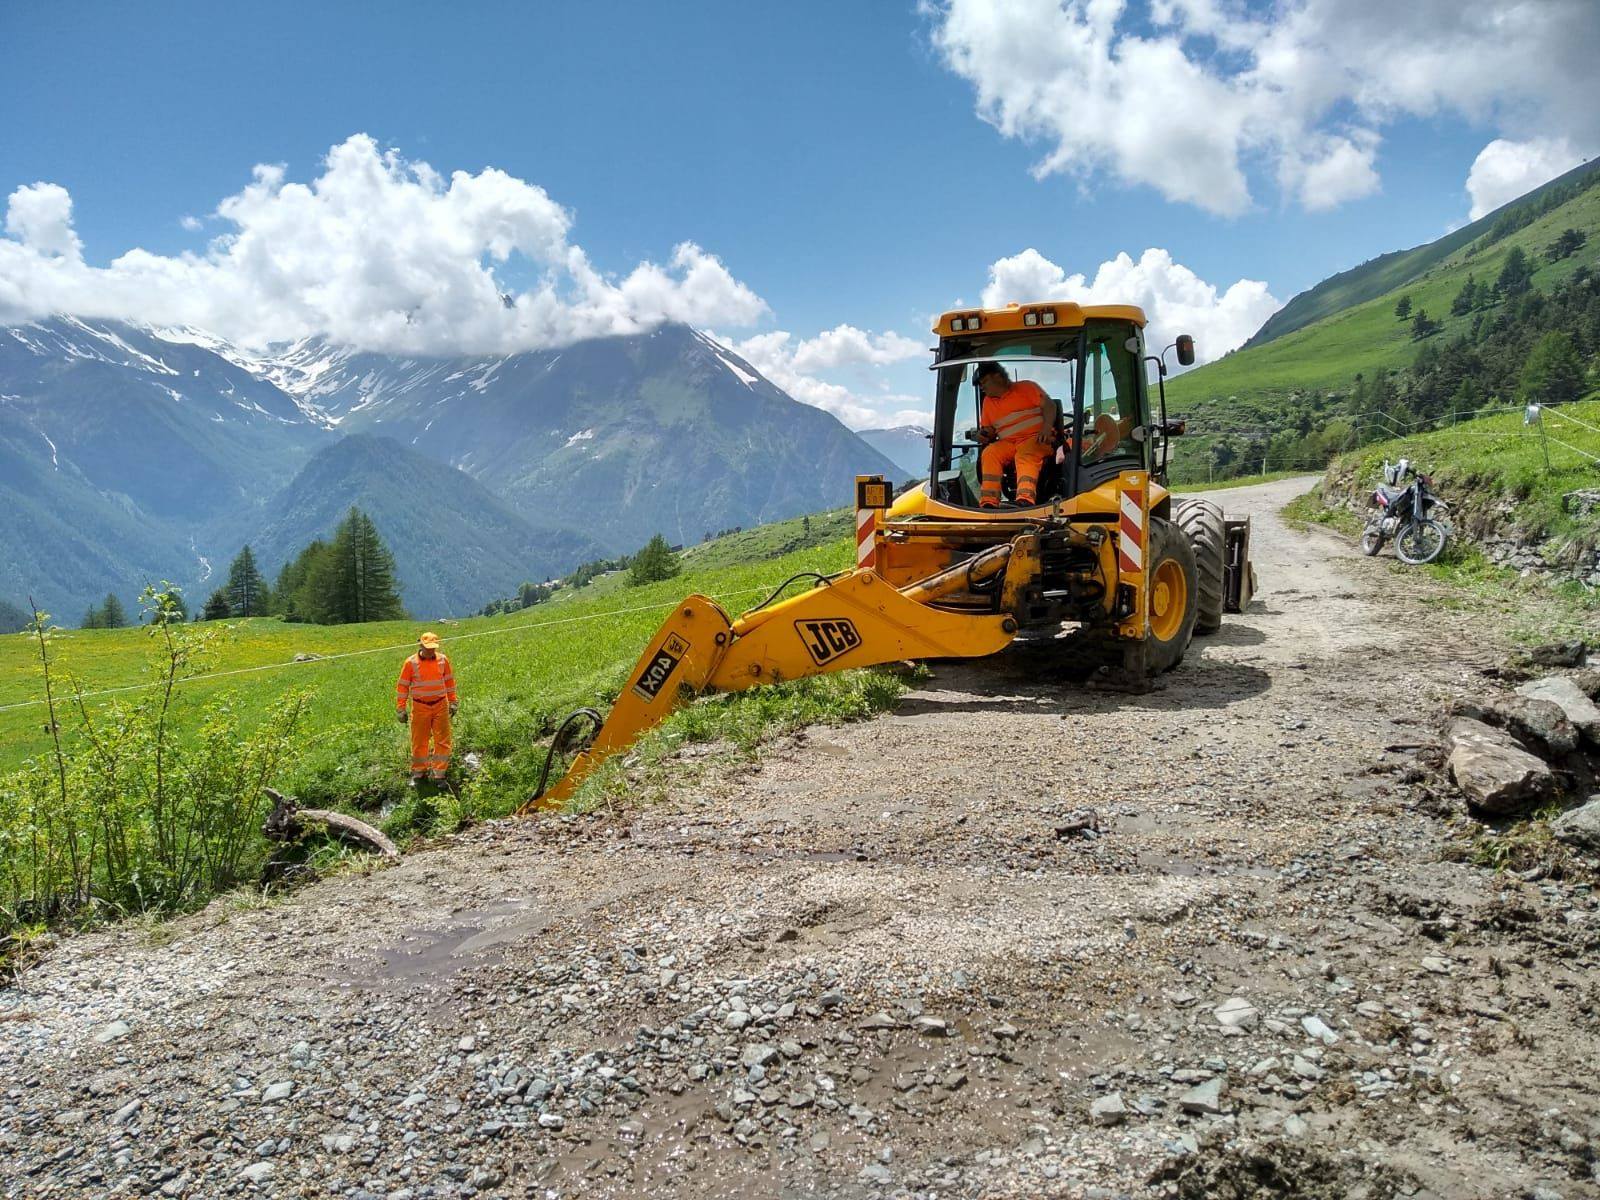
[975,361,1055,508]
[396,631,457,784]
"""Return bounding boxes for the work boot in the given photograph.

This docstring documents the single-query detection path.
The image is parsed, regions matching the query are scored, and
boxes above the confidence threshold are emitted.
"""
[429,773,446,784]
[409,773,424,788]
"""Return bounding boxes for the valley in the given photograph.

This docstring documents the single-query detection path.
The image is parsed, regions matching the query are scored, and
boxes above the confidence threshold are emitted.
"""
[0,321,897,620]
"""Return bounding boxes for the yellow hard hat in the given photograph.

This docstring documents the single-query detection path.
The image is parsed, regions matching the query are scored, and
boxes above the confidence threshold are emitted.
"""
[418,631,441,649]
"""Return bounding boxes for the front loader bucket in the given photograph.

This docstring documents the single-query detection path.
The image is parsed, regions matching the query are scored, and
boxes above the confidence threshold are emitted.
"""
[1223,517,1255,613]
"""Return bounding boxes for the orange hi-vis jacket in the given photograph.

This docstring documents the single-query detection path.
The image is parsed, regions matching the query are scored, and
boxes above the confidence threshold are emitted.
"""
[396,652,456,712]
[980,379,1052,507]
[981,379,1049,444]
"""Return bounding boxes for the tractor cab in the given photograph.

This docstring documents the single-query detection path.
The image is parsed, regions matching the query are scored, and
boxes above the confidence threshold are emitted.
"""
[898,302,1177,517]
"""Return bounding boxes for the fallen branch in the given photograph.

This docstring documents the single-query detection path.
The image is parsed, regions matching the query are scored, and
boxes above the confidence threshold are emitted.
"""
[262,787,399,859]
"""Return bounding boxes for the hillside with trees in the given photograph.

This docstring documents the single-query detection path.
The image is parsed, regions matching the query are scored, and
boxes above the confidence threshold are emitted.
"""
[1166,161,1600,483]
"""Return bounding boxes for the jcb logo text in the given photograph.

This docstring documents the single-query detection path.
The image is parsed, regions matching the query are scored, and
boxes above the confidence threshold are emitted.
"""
[795,619,861,666]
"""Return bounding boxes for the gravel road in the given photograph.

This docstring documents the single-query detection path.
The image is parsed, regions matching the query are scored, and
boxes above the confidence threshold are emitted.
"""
[5,475,1599,1200]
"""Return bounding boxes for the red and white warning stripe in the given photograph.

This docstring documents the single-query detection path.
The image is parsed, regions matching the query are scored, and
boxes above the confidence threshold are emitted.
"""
[856,506,876,570]
[1117,481,1144,575]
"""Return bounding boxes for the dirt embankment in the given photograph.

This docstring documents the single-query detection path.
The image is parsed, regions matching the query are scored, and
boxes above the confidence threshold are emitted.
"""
[1321,457,1600,582]
[4,475,1600,1200]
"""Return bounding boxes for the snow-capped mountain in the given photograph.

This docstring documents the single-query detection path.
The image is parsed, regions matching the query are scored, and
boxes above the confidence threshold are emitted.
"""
[1,317,898,618]
[856,425,933,479]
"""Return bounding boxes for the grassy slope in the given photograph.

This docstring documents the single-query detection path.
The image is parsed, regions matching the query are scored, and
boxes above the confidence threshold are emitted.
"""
[1317,396,1600,545]
[1168,183,1600,420]
[1,527,864,814]
[1285,396,1600,645]
[1244,159,1600,347]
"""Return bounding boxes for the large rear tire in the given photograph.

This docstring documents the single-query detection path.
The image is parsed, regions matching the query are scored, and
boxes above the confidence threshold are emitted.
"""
[1173,497,1226,634]
[1145,517,1199,673]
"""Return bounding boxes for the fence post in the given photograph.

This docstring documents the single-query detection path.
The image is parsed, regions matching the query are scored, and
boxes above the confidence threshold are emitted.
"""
[1526,403,1551,469]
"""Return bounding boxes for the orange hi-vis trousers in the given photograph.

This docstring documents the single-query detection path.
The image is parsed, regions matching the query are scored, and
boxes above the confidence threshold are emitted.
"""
[397,652,456,779]
[979,379,1050,507]
[409,701,453,780]
[980,437,1050,507]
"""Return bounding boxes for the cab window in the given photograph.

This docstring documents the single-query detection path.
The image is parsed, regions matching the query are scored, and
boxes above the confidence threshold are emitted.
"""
[1079,327,1144,467]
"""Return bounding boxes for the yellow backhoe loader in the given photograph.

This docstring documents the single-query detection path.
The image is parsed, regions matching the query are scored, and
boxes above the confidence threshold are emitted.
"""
[520,301,1255,811]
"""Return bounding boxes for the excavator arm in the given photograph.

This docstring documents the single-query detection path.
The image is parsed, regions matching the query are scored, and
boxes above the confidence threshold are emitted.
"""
[521,542,1022,811]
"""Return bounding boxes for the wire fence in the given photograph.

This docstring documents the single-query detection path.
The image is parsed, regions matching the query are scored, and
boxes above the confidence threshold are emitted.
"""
[1,582,785,717]
[1171,395,1600,481]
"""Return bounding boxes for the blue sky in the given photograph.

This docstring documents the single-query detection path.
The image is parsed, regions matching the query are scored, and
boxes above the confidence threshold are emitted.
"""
[2,1,1595,426]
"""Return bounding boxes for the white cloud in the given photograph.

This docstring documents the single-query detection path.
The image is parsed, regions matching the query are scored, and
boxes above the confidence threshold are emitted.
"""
[928,0,1600,215]
[788,325,925,373]
[4,183,82,260]
[716,248,1281,430]
[0,134,768,354]
[982,246,1281,364]
[1466,137,1586,220]
[179,215,203,232]
[709,326,928,430]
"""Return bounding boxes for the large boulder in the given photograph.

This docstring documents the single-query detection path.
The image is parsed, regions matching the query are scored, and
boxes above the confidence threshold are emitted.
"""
[1450,695,1578,758]
[1517,677,1600,745]
[1552,797,1600,853]
[1446,718,1557,815]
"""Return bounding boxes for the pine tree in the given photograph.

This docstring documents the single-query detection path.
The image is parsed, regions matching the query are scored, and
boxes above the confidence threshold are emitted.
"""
[100,593,127,628]
[225,544,270,617]
[1393,295,1412,321]
[1450,276,1478,317]
[202,590,232,621]
[628,534,681,585]
[273,539,328,622]
[82,606,102,630]
[1409,309,1439,341]
[353,511,404,622]
[316,508,405,623]
[1519,332,1586,406]
[1496,247,1533,297]
[1546,228,1586,262]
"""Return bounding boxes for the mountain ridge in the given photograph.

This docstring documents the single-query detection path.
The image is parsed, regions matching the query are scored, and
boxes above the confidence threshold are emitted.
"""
[248,434,604,618]
[1242,156,1600,350]
[0,316,900,617]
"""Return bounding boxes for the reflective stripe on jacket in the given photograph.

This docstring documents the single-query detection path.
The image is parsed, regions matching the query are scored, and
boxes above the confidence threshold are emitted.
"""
[982,380,1048,443]
[397,653,456,710]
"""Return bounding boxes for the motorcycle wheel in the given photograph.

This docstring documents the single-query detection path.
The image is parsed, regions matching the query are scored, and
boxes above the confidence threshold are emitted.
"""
[1396,519,1448,565]
[1360,525,1384,556]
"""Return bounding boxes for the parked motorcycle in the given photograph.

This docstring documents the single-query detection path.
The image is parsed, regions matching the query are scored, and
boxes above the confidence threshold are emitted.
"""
[1361,459,1449,564]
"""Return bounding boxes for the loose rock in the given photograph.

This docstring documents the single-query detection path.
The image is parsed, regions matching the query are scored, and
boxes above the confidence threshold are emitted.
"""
[1446,717,1556,813]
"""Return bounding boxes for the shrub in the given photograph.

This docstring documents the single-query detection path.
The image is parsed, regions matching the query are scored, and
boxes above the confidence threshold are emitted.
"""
[0,591,308,943]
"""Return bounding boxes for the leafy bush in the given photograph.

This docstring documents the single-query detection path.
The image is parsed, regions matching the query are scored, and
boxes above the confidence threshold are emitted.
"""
[0,590,308,947]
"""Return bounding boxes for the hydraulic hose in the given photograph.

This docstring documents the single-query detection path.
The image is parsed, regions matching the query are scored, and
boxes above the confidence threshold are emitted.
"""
[746,570,839,614]
[528,707,603,805]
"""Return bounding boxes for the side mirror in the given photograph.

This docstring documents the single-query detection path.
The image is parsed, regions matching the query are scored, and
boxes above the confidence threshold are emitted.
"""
[1175,334,1195,367]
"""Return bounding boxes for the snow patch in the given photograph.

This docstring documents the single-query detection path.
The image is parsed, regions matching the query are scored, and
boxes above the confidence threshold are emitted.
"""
[564,428,595,448]
[716,354,758,388]
[190,536,212,583]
